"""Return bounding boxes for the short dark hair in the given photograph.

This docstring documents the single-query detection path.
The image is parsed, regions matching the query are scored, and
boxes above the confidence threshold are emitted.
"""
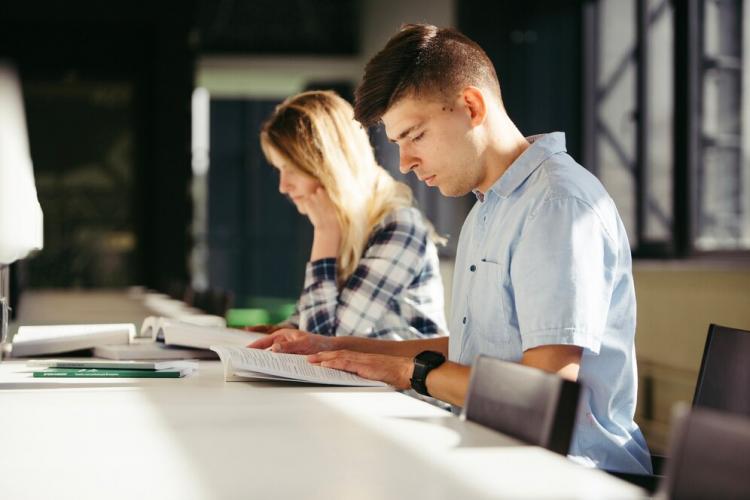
[354,24,501,126]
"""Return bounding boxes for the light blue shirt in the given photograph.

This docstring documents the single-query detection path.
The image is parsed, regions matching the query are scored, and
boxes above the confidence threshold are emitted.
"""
[449,132,651,474]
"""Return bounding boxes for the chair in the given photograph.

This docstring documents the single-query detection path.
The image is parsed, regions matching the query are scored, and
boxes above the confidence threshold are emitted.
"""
[612,323,750,492]
[462,354,581,455]
[656,323,750,474]
[692,323,750,417]
[656,406,750,500]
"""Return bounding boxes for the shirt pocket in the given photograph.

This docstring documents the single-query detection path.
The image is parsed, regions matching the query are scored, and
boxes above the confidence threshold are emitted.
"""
[465,258,515,356]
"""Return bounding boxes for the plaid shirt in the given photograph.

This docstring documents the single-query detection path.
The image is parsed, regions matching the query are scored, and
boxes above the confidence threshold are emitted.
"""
[286,207,447,339]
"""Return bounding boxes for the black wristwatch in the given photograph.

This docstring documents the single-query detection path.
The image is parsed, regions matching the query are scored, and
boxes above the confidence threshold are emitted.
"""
[410,350,446,397]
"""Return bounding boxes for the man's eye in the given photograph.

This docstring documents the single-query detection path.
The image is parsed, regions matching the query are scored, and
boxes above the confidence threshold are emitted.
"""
[412,131,425,143]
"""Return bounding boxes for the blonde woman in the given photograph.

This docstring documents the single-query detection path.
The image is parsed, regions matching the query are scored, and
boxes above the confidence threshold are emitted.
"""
[255,90,446,340]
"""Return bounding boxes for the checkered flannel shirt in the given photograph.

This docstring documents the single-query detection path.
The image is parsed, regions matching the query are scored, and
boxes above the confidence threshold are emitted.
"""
[285,207,447,340]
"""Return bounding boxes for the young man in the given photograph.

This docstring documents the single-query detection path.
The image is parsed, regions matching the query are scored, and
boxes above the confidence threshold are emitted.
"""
[249,24,651,474]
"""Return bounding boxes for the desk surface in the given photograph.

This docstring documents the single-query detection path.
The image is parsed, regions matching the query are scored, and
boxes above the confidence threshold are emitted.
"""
[4,290,645,499]
[0,360,645,500]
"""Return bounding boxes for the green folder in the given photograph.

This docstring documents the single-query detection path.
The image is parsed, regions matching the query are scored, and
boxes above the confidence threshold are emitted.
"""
[33,367,191,378]
[226,296,297,327]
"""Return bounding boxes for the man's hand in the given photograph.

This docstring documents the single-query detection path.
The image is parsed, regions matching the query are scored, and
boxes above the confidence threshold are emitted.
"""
[309,350,413,390]
[247,328,338,354]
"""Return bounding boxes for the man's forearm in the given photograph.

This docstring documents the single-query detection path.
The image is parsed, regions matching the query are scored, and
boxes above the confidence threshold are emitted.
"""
[335,335,449,357]
[424,362,471,407]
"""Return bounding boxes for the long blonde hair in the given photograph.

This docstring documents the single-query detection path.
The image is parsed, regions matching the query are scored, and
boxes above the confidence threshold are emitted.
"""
[260,90,438,285]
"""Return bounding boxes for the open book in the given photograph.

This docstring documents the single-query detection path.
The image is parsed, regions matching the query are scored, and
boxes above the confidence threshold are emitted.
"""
[10,318,262,359]
[92,343,218,361]
[141,316,265,349]
[211,345,387,387]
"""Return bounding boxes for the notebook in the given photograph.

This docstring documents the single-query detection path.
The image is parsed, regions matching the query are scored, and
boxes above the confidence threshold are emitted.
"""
[27,358,199,371]
[32,367,195,378]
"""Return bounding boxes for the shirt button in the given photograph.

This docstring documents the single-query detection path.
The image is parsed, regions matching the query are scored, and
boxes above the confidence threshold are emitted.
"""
[470,264,476,272]
[462,317,467,324]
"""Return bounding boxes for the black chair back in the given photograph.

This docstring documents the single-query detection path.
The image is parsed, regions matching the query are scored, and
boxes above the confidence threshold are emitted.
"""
[658,406,750,500]
[693,324,750,417]
[462,355,580,455]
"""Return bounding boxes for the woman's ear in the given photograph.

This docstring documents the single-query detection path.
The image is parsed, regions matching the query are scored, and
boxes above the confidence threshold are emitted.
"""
[461,86,488,127]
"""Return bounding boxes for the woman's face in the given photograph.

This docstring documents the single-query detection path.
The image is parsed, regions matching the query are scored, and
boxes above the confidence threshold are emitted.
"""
[266,147,321,215]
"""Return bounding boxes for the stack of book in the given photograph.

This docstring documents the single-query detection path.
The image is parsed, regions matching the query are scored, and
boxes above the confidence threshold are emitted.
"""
[27,359,199,378]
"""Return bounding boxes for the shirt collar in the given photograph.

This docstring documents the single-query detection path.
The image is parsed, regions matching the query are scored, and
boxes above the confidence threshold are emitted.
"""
[473,132,567,202]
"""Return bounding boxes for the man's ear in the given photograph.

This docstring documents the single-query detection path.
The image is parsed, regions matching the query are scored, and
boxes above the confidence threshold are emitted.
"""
[461,86,487,127]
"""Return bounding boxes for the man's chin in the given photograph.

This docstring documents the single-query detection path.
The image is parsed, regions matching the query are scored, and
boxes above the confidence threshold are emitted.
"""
[438,184,471,198]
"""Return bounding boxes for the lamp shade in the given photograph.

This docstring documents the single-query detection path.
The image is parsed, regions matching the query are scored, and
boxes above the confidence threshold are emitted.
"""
[0,62,43,265]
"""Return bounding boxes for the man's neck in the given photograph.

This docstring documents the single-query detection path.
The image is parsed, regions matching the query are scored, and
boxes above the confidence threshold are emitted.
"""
[475,113,530,194]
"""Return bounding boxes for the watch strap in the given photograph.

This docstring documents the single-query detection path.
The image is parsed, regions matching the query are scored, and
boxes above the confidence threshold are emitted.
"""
[410,351,445,397]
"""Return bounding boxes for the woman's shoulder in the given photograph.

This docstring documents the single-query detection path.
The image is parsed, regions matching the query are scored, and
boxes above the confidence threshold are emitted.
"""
[365,206,431,258]
[377,206,428,233]
[366,206,429,247]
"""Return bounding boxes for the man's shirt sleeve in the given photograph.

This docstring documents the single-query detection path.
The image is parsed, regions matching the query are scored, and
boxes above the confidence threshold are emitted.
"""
[510,196,619,355]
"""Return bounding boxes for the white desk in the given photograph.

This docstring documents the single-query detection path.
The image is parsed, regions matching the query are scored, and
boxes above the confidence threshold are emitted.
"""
[0,360,645,500]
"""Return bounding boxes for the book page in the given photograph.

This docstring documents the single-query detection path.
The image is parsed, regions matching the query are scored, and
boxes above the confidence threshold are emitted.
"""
[162,322,265,350]
[211,345,386,387]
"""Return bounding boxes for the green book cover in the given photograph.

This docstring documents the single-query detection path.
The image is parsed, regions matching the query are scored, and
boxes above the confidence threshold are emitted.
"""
[33,367,190,378]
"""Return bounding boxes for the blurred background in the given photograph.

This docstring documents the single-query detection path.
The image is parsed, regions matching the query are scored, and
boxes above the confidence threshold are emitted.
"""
[1,0,749,452]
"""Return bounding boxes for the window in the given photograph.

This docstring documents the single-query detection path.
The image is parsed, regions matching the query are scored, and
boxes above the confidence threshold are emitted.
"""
[585,0,750,256]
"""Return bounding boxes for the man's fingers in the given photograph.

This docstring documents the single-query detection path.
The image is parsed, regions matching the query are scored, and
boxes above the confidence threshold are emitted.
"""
[308,350,346,363]
[319,358,352,372]
[271,338,310,354]
[248,329,291,349]
[310,350,370,369]
[271,340,296,353]
[318,355,364,375]
[247,335,275,349]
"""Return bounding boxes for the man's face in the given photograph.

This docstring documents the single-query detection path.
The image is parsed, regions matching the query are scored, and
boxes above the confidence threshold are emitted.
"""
[381,93,484,197]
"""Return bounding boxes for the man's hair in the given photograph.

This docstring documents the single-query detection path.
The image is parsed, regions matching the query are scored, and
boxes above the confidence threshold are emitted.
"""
[354,24,501,126]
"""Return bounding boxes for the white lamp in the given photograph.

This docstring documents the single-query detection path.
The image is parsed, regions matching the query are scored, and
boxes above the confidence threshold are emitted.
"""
[0,62,43,355]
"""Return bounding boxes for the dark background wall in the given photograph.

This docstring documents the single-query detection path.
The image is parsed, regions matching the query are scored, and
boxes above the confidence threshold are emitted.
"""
[0,0,585,301]
[0,1,195,292]
[208,99,313,301]
[459,0,583,161]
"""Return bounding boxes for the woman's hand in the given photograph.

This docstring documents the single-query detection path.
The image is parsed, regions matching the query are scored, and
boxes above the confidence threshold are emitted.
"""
[247,328,339,354]
[299,187,338,231]
[299,187,341,260]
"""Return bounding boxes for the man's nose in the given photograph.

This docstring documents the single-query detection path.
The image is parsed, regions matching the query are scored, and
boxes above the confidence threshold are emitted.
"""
[399,149,419,175]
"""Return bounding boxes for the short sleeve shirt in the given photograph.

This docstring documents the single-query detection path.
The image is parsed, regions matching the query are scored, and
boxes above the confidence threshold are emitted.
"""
[449,132,651,474]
